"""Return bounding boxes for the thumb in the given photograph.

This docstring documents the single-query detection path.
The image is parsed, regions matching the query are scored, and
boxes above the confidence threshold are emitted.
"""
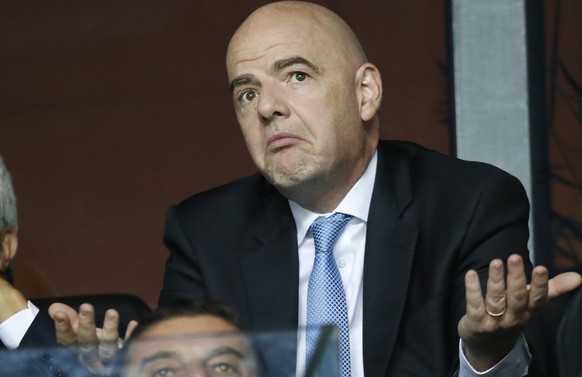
[548,272,582,299]
[49,303,80,325]
[124,320,139,340]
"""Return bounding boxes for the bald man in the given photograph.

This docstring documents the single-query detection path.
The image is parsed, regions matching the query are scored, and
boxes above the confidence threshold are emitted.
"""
[159,2,580,376]
[54,2,581,376]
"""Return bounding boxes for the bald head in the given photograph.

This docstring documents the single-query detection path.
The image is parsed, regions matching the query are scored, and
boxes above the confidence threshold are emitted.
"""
[227,1,367,81]
[225,1,382,212]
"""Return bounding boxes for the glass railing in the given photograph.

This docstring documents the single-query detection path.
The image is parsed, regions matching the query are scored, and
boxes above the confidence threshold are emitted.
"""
[0,327,339,377]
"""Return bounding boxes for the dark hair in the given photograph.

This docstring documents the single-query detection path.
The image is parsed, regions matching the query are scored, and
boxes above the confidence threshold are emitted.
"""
[127,299,242,342]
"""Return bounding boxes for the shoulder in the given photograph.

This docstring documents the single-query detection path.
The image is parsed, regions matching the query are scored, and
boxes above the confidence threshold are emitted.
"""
[166,172,288,233]
[378,139,525,190]
[176,172,272,211]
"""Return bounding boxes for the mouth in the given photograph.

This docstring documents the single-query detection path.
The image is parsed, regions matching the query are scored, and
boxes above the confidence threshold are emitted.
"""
[267,133,304,151]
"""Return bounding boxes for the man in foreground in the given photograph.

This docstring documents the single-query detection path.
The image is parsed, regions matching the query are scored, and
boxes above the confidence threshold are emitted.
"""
[121,300,258,377]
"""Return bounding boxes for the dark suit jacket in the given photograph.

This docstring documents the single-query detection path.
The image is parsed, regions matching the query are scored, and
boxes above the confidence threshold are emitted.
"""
[0,312,87,377]
[160,140,535,376]
[0,294,151,377]
[557,287,582,377]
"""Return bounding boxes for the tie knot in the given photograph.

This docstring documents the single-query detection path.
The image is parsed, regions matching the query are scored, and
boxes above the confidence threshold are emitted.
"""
[310,213,353,254]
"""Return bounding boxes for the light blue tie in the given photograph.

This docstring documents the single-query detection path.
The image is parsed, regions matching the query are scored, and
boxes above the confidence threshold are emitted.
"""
[306,212,352,377]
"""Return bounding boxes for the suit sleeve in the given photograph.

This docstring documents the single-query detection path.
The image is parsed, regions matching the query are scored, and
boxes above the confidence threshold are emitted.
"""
[453,172,549,377]
[7,311,88,377]
[456,172,532,304]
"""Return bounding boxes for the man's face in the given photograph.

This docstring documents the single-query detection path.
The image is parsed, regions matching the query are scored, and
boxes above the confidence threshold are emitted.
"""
[125,316,257,377]
[226,10,371,198]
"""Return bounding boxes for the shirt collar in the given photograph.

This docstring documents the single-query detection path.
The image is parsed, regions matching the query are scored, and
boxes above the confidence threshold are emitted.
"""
[289,150,378,243]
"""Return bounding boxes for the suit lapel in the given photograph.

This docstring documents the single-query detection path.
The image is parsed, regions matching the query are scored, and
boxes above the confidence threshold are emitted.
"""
[239,184,299,332]
[237,143,419,375]
[363,143,418,376]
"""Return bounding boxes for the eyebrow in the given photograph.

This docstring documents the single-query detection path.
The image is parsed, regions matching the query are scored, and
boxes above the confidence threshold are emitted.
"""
[203,346,245,361]
[229,56,321,94]
[230,73,257,94]
[272,56,321,74]
[138,351,180,370]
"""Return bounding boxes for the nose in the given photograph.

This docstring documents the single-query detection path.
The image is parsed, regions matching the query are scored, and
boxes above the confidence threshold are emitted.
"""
[257,82,289,123]
[188,364,208,377]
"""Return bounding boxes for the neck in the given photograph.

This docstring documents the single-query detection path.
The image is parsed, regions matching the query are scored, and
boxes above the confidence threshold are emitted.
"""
[282,147,376,213]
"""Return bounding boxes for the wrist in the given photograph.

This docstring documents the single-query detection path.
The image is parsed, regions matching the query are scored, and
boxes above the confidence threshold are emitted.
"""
[0,282,28,322]
[462,337,517,372]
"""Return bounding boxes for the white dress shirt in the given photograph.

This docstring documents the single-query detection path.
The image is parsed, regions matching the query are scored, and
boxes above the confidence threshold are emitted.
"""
[289,151,530,376]
[0,300,39,349]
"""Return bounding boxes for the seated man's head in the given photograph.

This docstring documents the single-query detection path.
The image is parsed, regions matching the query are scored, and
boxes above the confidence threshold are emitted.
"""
[0,154,18,284]
[122,300,258,377]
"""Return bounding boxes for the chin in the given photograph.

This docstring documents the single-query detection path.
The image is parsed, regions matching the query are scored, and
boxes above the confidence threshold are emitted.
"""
[265,154,323,185]
[267,172,305,191]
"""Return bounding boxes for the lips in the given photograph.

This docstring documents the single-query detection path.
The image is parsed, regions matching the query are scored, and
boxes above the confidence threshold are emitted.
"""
[267,133,303,151]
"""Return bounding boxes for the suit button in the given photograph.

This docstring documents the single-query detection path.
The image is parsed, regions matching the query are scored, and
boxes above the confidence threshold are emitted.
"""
[41,354,52,364]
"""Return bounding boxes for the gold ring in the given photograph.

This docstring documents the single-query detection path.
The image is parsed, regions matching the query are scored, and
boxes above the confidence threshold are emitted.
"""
[485,306,506,317]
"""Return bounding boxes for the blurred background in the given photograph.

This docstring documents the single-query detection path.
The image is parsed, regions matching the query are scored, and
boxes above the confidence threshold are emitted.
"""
[0,0,580,308]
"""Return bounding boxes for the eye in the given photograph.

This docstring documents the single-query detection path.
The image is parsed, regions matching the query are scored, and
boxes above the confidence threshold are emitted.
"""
[141,359,185,377]
[238,90,258,104]
[151,367,179,377]
[290,71,308,83]
[209,362,239,375]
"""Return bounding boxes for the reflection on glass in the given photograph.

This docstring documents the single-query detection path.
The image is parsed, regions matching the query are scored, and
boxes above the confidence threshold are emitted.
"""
[0,328,337,377]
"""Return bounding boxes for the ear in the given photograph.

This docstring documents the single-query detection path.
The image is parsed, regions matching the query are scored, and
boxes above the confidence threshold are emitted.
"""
[355,63,382,122]
[0,230,18,273]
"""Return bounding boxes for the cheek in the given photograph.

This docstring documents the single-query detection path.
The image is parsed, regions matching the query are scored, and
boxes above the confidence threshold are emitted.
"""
[238,122,265,163]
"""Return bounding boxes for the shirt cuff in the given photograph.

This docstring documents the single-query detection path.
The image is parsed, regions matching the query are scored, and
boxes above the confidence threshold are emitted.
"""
[0,300,40,349]
[458,334,531,377]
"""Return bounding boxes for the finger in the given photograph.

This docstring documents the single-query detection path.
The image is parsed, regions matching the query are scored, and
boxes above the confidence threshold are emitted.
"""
[76,304,103,372]
[48,303,80,333]
[52,311,77,346]
[505,254,528,317]
[77,304,98,343]
[527,266,549,313]
[97,309,121,363]
[99,309,120,342]
[485,259,506,316]
[124,320,139,340]
[464,270,486,321]
[548,272,582,299]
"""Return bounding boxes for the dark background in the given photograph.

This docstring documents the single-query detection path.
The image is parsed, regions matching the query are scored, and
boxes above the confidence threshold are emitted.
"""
[0,0,579,308]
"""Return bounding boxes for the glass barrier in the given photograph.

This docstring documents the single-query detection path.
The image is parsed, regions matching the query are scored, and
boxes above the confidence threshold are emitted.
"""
[0,327,339,377]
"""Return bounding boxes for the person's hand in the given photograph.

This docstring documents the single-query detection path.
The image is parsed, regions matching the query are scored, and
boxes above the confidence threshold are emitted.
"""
[458,254,582,371]
[0,278,28,323]
[48,302,139,374]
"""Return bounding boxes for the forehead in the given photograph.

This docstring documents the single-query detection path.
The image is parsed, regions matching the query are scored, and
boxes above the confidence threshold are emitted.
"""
[141,316,239,337]
[226,14,337,78]
[127,328,249,366]
[128,333,247,359]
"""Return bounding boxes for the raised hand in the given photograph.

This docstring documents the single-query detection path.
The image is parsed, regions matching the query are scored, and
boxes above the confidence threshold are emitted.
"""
[49,302,138,373]
[458,254,581,371]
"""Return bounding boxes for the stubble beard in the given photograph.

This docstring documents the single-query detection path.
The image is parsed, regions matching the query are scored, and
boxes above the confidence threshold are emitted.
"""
[262,151,345,211]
